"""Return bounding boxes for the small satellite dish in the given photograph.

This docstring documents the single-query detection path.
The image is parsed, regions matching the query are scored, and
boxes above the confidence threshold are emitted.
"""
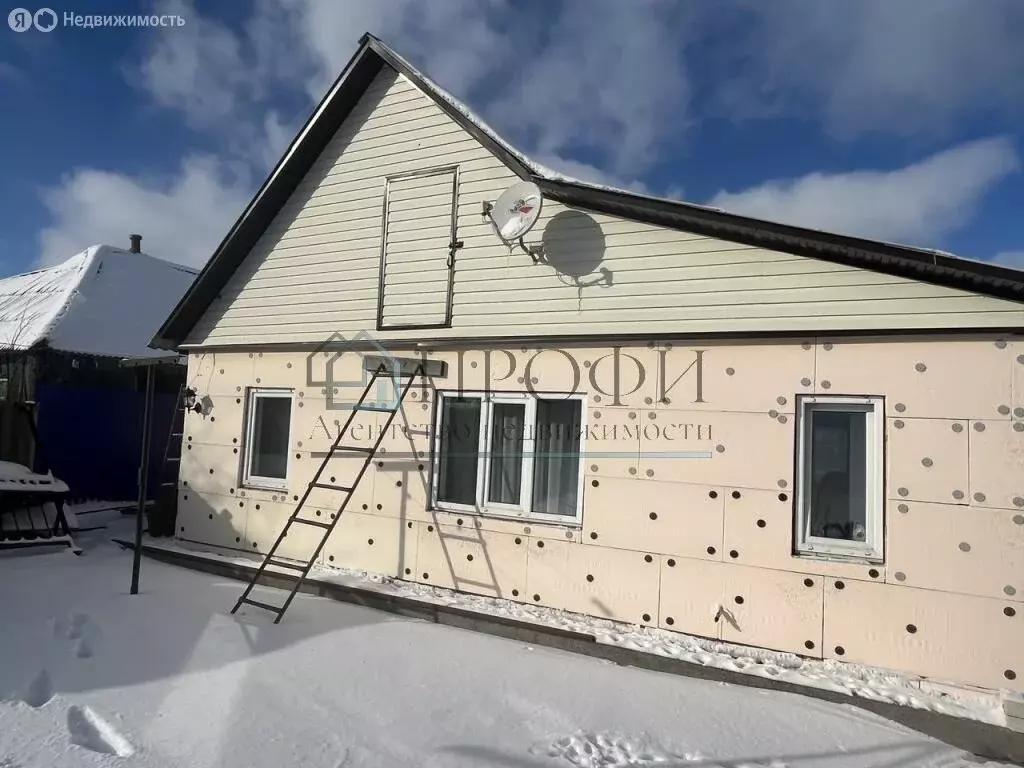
[487,181,543,243]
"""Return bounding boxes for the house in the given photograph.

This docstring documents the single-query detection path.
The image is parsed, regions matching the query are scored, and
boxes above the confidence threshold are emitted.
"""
[0,238,197,500]
[152,34,1024,699]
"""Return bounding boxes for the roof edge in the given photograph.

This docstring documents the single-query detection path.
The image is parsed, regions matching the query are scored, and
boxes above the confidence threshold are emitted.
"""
[535,178,1024,303]
[150,33,1024,351]
[151,37,387,350]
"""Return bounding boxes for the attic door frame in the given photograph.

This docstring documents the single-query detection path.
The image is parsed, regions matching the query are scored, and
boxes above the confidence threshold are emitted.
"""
[376,164,460,331]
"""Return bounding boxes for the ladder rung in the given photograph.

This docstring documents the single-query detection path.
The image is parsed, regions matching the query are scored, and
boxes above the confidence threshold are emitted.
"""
[160,481,176,487]
[169,432,183,437]
[266,558,308,572]
[166,457,180,462]
[311,482,354,492]
[335,445,374,454]
[355,403,397,412]
[241,597,283,614]
[290,518,332,530]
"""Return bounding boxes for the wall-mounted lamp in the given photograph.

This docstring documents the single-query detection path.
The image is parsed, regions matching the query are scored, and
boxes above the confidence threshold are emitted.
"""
[183,387,203,414]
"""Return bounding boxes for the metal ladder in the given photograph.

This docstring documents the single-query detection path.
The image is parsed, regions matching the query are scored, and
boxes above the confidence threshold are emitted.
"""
[150,384,187,535]
[231,363,424,623]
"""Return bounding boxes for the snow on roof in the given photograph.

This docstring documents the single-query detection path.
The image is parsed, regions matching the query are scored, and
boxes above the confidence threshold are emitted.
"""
[393,51,751,206]
[0,245,198,358]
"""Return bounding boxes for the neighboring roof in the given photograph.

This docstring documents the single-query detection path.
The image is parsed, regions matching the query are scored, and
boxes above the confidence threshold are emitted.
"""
[152,34,1024,349]
[0,245,197,359]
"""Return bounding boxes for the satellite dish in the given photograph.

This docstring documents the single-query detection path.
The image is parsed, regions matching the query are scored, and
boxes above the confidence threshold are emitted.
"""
[488,181,543,243]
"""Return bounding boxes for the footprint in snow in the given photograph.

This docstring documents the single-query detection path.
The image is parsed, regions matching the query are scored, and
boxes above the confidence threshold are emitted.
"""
[21,669,54,709]
[73,637,93,659]
[66,613,89,641]
[66,705,135,757]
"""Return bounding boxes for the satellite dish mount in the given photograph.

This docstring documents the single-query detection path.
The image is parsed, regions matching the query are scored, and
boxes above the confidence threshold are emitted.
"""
[483,181,545,263]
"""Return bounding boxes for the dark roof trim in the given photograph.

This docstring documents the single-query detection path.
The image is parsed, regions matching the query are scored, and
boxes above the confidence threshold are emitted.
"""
[179,326,1021,355]
[153,34,1024,350]
[535,179,1024,304]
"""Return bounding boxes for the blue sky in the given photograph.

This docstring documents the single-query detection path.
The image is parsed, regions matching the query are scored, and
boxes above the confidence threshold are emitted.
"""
[2,0,1024,275]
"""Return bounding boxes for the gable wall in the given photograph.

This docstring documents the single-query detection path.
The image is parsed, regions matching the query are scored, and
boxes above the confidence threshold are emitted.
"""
[185,67,1024,348]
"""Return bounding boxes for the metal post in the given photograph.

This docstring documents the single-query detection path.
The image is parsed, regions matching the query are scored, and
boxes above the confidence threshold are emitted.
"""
[131,364,155,595]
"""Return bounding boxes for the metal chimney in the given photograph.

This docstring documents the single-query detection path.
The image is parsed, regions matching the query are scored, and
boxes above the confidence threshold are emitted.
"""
[129,234,142,253]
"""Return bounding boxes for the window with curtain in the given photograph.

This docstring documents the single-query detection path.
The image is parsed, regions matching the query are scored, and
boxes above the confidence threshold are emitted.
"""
[795,395,883,561]
[433,393,585,521]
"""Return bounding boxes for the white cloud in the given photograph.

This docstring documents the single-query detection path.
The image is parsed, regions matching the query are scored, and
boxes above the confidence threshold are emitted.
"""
[487,0,692,175]
[707,137,1020,246]
[35,1,1023,272]
[714,0,1024,137]
[133,0,688,175]
[994,251,1024,269]
[38,157,251,269]
[532,154,652,195]
[134,0,256,128]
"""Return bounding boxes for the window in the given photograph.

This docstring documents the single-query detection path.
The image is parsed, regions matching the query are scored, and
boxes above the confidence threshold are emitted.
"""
[795,395,884,561]
[243,389,293,489]
[432,392,586,523]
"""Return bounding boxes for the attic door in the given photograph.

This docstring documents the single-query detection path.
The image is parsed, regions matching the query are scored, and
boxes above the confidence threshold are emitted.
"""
[377,166,459,330]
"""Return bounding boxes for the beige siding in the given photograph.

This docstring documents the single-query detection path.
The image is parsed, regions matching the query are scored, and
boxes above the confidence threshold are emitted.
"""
[185,66,1024,348]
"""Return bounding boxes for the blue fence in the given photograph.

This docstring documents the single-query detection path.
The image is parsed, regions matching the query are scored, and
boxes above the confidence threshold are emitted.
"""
[35,382,178,501]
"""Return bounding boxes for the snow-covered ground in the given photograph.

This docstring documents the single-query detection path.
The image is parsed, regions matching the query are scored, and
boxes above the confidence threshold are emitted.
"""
[143,534,1010,728]
[0,522,1015,767]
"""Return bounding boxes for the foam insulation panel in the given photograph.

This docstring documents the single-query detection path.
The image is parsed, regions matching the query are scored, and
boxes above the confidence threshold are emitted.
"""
[414,522,527,600]
[190,352,256,397]
[323,511,417,578]
[176,489,248,550]
[524,536,578,612]
[823,578,1024,693]
[372,458,432,523]
[968,419,1024,511]
[887,417,969,505]
[567,542,660,626]
[582,345,661,409]
[722,488,794,569]
[658,557,824,657]
[639,409,792,490]
[289,396,378,454]
[428,510,583,543]
[658,556,724,639]
[584,407,641,478]
[243,497,324,562]
[720,564,825,657]
[814,338,1013,419]
[429,348,523,394]
[1013,340,1024,414]
[252,351,308,389]
[184,396,245,447]
[582,476,724,559]
[180,443,241,495]
[721,485,887,582]
[661,341,813,414]
[888,500,1023,601]
[288,449,376,519]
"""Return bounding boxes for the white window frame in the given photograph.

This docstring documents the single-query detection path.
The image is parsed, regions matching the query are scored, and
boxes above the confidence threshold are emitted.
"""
[242,388,294,491]
[430,391,587,526]
[794,395,884,562]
